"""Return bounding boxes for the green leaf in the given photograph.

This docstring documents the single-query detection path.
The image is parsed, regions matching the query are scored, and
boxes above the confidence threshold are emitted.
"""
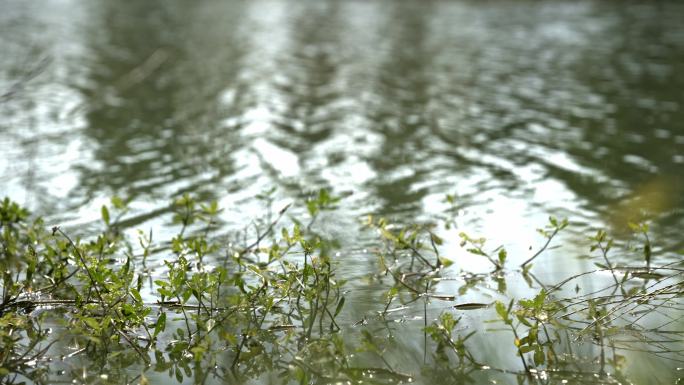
[534,346,545,365]
[130,288,143,303]
[438,257,454,267]
[495,301,509,323]
[334,296,346,317]
[466,248,486,257]
[111,196,125,210]
[498,249,507,266]
[307,201,318,216]
[83,317,100,331]
[154,313,166,338]
[101,205,110,226]
[549,216,558,227]
[631,271,664,280]
[516,314,532,327]
[430,233,443,246]
[533,290,546,309]
[454,303,491,310]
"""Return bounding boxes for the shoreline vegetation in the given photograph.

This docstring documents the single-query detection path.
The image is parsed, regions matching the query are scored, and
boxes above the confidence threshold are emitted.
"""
[1,192,682,385]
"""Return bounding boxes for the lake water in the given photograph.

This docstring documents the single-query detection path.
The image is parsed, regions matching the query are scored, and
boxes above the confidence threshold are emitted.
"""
[1,0,683,384]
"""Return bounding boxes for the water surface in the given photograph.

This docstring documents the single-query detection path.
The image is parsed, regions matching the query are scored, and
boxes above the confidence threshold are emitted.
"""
[1,0,683,383]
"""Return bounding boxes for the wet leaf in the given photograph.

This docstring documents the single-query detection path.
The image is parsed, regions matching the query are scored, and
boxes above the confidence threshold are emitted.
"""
[631,271,665,280]
[454,303,491,310]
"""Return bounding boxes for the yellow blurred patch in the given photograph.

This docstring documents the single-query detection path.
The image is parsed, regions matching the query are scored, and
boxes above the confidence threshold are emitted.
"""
[609,176,676,231]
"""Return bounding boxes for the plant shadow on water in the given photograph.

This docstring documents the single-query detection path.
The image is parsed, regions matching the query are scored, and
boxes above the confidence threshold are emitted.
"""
[0,192,683,385]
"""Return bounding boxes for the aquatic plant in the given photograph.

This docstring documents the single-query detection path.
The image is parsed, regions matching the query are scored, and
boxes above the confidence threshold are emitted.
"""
[0,193,682,385]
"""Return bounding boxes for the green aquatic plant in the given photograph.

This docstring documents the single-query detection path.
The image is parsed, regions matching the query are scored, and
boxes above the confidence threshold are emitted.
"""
[424,312,477,367]
[520,216,568,268]
[0,192,351,384]
[458,232,507,271]
[0,193,682,385]
[493,290,560,374]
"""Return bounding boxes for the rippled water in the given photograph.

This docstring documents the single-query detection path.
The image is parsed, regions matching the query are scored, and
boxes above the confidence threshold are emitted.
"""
[2,0,684,383]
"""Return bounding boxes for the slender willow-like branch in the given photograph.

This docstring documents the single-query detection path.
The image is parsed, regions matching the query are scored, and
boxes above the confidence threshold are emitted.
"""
[54,227,106,306]
[238,203,291,257]
[520,227,559,267]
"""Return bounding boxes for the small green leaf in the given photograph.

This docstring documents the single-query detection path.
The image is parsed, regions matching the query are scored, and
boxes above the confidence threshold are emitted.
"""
[549,216,558,227]
[495,301,510,324]
[83,317,100,331]
[430,233,443,246]
[466,248,486,257]
[334,296,346,317]
[498,249,507,266]
[438,257,454,267]
[454,303,491,310]
[130,288,143,303]
[533,290,546,309]
[111,196,125,210]
[534,346,545,365]
[101,205,110,226]
[154,313,167,338]
[516,314,532,327]
[631,271,664,280]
